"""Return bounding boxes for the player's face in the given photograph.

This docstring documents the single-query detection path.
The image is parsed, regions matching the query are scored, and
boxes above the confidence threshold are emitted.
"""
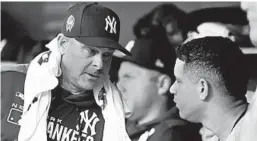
[169,59,203,122]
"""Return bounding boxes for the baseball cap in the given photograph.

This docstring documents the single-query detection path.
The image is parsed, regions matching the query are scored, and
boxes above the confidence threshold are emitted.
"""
[119,38,176,78]
[61,2,131,56]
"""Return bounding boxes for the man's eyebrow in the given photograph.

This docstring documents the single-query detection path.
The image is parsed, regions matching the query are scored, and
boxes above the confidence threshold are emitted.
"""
[107,47,115,51]
[83,45,99,52]
[105,48,115,52]
[88,46,99,52]
[86,45,115,53]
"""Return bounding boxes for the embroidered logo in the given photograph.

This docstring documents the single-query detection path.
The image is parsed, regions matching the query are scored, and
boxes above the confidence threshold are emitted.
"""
[66,15,75,32]
[76,110,100,136]
[105,15,117,34]
[155,59,164,68]
[7,108,22,125]
[15,92,24,100]
[7,91,24,125]
[113,40,134,58]
[125,40,135,52]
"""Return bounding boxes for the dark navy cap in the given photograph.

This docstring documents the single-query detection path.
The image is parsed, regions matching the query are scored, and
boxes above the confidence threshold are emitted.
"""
[121,39,176,78]
[62,2,131,56]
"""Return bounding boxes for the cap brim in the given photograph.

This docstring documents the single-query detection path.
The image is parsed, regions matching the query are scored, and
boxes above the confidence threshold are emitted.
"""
[120,55,136,63]
[75,37,132,56]
[121,55,163,74]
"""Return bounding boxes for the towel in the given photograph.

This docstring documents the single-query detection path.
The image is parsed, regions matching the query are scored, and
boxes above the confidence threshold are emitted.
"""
[18,34,131,141]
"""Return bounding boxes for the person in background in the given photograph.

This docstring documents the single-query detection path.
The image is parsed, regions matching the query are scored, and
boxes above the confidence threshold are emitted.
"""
[133,3,188,47]
[186,7,251,47]
[110,3,188,83]
[170,36,256,141]
[117,38,201,141]
[1,3,132,141]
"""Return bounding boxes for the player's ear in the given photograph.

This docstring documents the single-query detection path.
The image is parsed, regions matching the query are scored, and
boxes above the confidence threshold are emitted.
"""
[197,78,209,101]
[57,34,69,55]
[157,74,171,96]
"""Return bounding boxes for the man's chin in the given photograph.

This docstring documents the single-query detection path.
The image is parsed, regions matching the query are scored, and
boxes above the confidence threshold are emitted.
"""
[79,80,99,90]
[179,110,199,123]
[179,110,188,120]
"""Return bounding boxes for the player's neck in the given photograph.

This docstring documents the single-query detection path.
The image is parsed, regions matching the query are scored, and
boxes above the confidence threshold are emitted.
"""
[59,76,89,95]
[138,99,168,126]
[202,100,247,141]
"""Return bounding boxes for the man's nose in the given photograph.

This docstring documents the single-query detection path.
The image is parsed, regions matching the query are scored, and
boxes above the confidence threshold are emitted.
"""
[92,54,104,70]
[169,82,176,95]
[116,80,125,93]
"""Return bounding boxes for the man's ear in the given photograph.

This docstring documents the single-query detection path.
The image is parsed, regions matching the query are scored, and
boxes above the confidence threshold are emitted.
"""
[197,78,209,101]
[157,74,171,96]
[57,34,69,55]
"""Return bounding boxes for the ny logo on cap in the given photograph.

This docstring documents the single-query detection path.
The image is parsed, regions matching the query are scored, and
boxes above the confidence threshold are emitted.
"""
[155,59,164,68]
[105,15,116,34]
[66,15,75,32]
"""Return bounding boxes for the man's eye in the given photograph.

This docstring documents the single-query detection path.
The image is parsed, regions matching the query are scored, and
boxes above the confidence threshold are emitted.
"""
[89,48,98,55]
[103,53,112,59]
[83,47,97,56]
[123,74,133,79]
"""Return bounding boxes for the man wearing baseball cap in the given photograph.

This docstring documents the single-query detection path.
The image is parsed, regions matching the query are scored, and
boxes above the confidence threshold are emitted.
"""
[1,3,131,141]
[116,38,201,141]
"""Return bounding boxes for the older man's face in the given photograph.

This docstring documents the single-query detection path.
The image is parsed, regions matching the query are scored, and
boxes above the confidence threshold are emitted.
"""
[241,2,257,47]
[117,61,160,122]
[61,38,114,91]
